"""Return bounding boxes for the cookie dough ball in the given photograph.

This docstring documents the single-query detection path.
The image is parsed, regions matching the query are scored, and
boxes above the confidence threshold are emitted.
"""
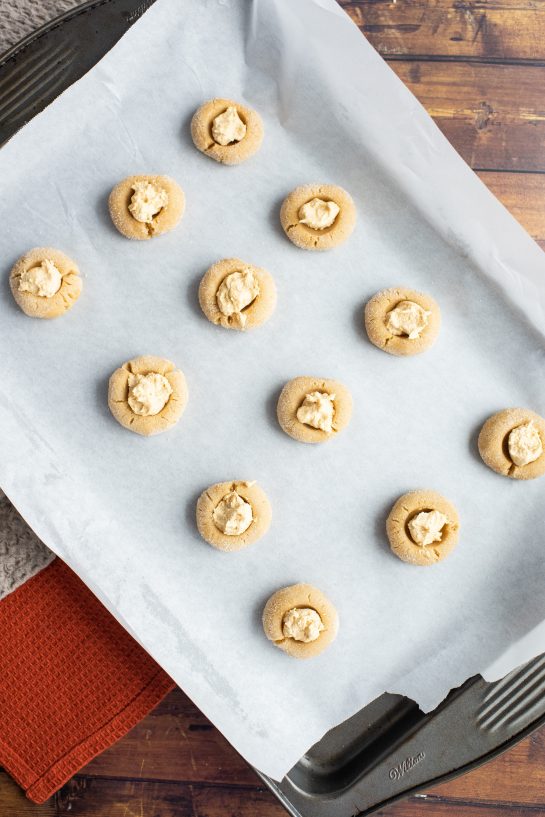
[190,98,263,165]
[478,408,545,480]
[280,184,356,251]
[9,247,82,319]
[198,258,276,331]
[108,355,188,436]
[277,376,352,444]
[386,490,460,566]
[262,584,338,659]
[196,480,272,552]
[108,175,185,240]
[364,288,441,356]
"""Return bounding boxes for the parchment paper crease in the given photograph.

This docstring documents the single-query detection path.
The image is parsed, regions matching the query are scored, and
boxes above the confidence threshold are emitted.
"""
[1,0,545,780]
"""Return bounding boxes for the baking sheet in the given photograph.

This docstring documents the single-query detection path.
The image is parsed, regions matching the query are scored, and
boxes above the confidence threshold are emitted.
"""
[1,0,545,781]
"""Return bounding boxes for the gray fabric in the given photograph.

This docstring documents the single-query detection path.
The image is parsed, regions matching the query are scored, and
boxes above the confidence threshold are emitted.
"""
[0,0,81,54]
[0,491,55,599]
[0,1,67,595]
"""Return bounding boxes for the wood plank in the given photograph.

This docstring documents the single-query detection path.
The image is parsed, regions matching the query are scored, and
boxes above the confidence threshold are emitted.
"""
[390,61,545,172]
[54,778,284,817]
[83,688,258,786]
[0,770,54,817]
[191,784,287,817]
[379,797,545,816]
[478,170,545,244]
[56,777,192,816]
[339,0,545,62]
[83,686,545,804]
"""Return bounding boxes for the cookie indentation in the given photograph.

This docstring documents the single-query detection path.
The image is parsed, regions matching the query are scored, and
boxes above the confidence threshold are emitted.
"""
[196,480,272,551]
[387,490,460,566]
[198,258,276,331]
[10,247,82,319]
[280,184,356,251]
[262,583,338,659]
[277,376,352,443]
[191,98,263,165]
[108,355,188,436]
[108,175,185,240]
[478,408,545,480]
[365,287,441,356]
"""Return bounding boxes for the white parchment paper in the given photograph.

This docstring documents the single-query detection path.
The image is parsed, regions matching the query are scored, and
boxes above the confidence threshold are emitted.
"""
[1,0,545,780]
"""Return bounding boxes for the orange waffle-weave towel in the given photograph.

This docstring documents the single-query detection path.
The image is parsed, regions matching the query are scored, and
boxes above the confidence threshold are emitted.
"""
[0,558,174,803]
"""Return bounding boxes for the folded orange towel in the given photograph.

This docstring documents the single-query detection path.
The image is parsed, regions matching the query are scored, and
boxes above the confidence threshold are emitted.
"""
[0,557,174,803]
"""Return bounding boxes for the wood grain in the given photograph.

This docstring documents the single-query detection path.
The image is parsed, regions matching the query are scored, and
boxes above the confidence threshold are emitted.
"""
[80,690,545,804]
[5,688,545,815]
[54,778,282,817]
[478,171,545,246]
[83,690,258,786]
[340,0,545,62]
[390,61,545,171]
[378,800,545,816]
[0,772,54,817]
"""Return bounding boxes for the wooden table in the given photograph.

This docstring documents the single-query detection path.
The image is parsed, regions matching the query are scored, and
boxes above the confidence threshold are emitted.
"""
[3,0,545,814]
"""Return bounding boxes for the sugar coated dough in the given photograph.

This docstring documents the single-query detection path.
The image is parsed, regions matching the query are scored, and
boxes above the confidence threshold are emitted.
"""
[9,247,82,319]
[280,184,356,251]
[191,98,263,165]
[478,408,545,480]
[108,175,185,240]
[277,376,352,443]
[262,583,338,659]
[108,355,188,436]
[386,490,460,566]
[196,481,272,552]
[365,287,441,356]
[198,258,276,331]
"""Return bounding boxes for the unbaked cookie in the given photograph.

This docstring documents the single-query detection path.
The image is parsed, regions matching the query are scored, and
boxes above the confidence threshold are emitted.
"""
[196,480,272,552]
[108,355,188,436]
[280,184,356,251]
[262,583,338,659]
[277,376,352,443]
[478,408,545,480]
[386,490,460,566]
[9,247,82,319]
[364,287,441,356]
[198,258,276,331]
[108,175,185,240]
[191,98,263,165]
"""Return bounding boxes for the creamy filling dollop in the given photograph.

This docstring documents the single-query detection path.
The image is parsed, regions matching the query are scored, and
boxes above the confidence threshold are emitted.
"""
[385,300,431,340]
[128,181,169,223]
[213,490,253,536]
[127,372,172,416]
[211,106,247,146]
[18,259,62,298]
[282,608,324,643]
[216,268,260,329]
[508,421,543,467]
[298,198,340,230]
[408,510,448,547]
[296,391,335,433]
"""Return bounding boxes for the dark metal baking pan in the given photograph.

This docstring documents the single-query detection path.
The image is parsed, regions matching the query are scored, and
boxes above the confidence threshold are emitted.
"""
[262,656,545,816]
[2,3,545,814]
